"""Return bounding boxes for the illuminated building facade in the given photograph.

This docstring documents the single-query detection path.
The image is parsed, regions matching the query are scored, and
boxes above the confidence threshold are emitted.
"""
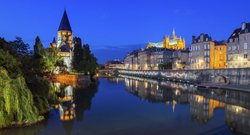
[214,41,227,69]
[227,22,250,68]
[189,33,215,69]
[146,29,185,50]
[49,9,74,70]
[172,50,190,70]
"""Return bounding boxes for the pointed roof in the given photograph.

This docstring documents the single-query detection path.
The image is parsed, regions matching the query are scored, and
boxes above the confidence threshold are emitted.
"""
[52,36,56,43]
[58,10,72,31]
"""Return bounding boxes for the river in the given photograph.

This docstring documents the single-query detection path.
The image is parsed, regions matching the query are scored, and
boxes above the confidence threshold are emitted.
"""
[1,76,250,135]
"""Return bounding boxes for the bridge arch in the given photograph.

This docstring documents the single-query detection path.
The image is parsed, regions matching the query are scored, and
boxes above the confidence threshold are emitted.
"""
[212,75,227,83]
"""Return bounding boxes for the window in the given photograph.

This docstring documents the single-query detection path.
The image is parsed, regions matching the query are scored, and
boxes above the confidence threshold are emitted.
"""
[205,58,210,62]
[235,63,238,68]
[244,43,248,49]
[242,118,245,125]
[229,39,233,43]
[244,62,248,67]
[245,36,247,40]
[235,54,238,60]
[232,54,235,60]
[244,52,248,59]
[204,51,210,56]
[235,38,238,42]
[204,44,210,49]
[242,109,246,115]
[197,52,199,56]
[220,51,222,54]
[229,63,232,68]
[196,46,197,50]
[229,54,233,60]
[194,52,196,57]
[206,64,210,69]
[58,37,61,41]
[206,38,208,41]
[197,64,199,69]
[228,47,231,51]
[63,36,66,40]
[198,46,200,50]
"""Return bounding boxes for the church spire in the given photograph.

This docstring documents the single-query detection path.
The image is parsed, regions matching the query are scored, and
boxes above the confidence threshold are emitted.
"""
[52,36,56,43]
[58,9,72,31]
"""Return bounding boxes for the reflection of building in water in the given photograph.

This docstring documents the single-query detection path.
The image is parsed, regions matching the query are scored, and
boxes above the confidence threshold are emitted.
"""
[189,94,225,125]
[105,77,125,83]
[224,104,250,134]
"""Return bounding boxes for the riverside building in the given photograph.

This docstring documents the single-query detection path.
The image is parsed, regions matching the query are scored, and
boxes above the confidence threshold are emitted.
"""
[227,22,250,68]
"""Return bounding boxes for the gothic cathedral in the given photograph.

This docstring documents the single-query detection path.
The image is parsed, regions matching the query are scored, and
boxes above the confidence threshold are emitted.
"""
[146,29,185,50]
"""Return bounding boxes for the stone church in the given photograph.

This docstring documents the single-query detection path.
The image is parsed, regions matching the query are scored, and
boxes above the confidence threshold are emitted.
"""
[49,9,74,70]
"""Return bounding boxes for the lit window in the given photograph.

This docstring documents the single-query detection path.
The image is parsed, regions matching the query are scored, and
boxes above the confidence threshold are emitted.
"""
[63,36,66,40]
[58,37,61,41]
[68,36,71,41]
[62,31,67,35]
[244,43,248,49]
[58,32,61,35]
[68,32,72,35]
[244,52,248,59]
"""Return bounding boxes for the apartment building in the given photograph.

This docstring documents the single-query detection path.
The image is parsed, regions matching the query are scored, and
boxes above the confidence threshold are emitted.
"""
[172,49,190,70]
[189,33,214,69]
[227,22,250,68]
[214,41,227,69]
[138,50,151,70]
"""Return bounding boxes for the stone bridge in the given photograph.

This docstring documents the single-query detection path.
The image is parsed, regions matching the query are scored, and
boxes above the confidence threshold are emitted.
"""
[117,68,250,86]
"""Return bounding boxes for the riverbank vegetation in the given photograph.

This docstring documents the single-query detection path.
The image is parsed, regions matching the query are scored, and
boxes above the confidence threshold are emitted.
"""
[0,37,59,128]
[71,37,99,79]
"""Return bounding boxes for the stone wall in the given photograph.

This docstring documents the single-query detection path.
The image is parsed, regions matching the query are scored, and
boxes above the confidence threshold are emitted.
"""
[117,68,250,85]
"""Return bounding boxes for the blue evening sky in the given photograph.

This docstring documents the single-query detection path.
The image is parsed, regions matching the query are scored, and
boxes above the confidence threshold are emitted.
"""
[1,0,250,64]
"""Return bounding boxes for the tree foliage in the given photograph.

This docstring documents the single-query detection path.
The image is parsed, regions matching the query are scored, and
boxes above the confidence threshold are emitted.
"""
[0,67,44,128]
[71,37,99,77]
[71,37,83,71]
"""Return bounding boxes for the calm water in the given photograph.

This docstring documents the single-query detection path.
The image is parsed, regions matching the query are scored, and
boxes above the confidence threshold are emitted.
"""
[1,76,250,135]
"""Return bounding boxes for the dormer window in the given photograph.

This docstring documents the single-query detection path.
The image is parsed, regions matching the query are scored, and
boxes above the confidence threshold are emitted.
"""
[229,39,233,43]
[206,38,208,41]
[238,32,240,35]
[62,31,67,35]
[245,29,248,33]
[198,39,200,42]
[235,38,238,42]
[232,33,236,36]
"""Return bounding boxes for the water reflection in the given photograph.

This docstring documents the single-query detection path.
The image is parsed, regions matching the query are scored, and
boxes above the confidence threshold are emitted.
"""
[51,79,99,135]
[119,75,250,135]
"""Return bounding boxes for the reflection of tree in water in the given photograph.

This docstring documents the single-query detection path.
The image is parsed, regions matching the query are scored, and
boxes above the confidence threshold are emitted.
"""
[74,79,99,122]
[0,113,50,135]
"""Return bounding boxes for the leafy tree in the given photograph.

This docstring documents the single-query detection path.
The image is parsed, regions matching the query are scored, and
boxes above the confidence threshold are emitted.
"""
[43,47,63,73]
[71,37,83,71]
[32,36,48,77]
[0,67,44,128]
[9,37,30,56]
[0,49,22,78]
[158,63,164,69]
[181,66,186,70]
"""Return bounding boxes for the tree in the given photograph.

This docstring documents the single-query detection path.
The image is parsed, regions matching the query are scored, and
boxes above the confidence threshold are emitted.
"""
[9,36,30,56]
[0,49,22,78]
[32,36,48,77]
[181,66,186,70]
[43,47,63,73]
[71,37,83,72]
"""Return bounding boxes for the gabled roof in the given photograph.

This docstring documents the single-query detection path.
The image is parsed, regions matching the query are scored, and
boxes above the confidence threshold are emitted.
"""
[58,10,72,31]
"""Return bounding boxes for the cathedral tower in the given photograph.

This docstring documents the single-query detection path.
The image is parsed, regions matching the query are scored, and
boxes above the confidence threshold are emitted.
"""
[57,9,73,49]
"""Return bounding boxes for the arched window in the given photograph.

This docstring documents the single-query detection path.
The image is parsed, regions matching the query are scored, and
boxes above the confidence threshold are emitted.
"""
[63,36,66,40]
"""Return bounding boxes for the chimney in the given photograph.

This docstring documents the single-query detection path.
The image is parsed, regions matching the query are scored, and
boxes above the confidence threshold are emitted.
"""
[242,22,246,30]
[192,36,195,43]
[200,33,204,42]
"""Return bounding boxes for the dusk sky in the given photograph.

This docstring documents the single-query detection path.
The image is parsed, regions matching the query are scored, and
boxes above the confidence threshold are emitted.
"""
[1,0,250,64]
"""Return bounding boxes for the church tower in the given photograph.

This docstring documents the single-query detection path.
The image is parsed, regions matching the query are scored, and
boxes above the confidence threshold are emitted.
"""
[57,9,73,49]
